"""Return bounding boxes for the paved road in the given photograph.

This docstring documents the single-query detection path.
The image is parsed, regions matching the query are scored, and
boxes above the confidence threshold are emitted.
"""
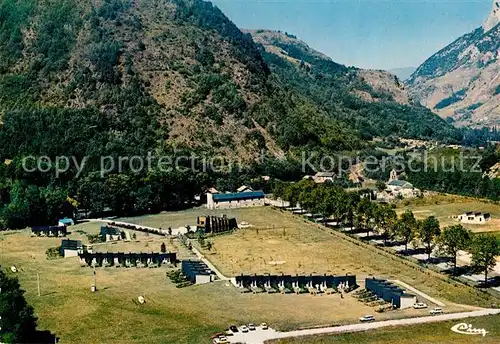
[228,309,500,344]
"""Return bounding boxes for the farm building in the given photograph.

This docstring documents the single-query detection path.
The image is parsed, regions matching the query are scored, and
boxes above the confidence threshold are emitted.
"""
[181,260,214,284]
[58,218,75,227]
[365,278,417,309]
[196,215,238,234]
[100,226,122,241]
[31,225,67,237]
[60,239,83,257]
[458,212,491,225]
[206,190,265,209]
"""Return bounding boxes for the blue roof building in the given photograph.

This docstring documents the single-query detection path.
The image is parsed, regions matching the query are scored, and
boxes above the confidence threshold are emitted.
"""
[206,189,265,209]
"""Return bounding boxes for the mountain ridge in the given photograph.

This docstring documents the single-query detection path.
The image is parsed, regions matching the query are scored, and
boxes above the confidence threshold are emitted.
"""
[407,1,500,127]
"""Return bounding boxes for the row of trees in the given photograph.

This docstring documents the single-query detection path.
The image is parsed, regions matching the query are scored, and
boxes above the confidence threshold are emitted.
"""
[273,179,500,283]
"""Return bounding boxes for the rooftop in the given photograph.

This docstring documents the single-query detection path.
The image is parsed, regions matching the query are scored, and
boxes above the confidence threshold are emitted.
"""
[213,190,265,202]
[387,180,413,188]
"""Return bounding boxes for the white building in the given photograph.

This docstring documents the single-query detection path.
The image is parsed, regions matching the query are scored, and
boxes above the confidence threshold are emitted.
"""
[206,190,265,209]
[60,239,83,257]
[458,212,491,225]
[313,172,336,183]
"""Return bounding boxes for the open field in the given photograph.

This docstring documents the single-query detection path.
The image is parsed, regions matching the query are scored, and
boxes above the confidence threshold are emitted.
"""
[115,207,256,230]
[270,314,500,343]
[195,208,499,308]
[1,207,500,343]
[396,194,500,233]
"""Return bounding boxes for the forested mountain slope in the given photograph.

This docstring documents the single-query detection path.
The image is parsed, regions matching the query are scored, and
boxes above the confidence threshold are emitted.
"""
[0,0,459,228]
[407,1,500,127]
[247,29,458,140]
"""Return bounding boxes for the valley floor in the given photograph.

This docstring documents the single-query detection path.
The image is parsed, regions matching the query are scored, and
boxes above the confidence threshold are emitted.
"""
[1,205,499,343]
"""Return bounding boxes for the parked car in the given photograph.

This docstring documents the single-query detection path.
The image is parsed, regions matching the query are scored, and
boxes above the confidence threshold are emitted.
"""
[229,325,238,333]
[430,308,443,315]
[248,323,256,331]
[240,325,249,333]
[359,315,375,322]
[261,323,268,330]
[413,302,428,309]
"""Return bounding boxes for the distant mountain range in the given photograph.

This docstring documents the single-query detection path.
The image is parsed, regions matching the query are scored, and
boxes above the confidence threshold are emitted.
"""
[407,0,500,127]
[388,67,416,81]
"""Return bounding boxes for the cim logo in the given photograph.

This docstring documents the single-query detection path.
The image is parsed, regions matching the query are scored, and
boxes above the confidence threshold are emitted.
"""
[451,323,488,337]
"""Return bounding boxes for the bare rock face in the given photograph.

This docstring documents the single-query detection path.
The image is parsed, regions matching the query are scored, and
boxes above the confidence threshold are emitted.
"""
[484,0,500,32]
[248,29,412,106]
[357,69,411,105]
[407,1,500,127]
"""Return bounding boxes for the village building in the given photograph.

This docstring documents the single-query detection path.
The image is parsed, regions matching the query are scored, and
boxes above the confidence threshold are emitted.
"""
[365,278,417,309]
[458,212,491,225]
[60,239,83,257]
[206,186,265,209]
[312,172,336,183]
[181,260,214,285]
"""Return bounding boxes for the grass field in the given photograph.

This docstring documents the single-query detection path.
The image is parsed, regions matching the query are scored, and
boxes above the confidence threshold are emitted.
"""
[270,314,500,343]
[396,194,500,233]
[1,206,499,343]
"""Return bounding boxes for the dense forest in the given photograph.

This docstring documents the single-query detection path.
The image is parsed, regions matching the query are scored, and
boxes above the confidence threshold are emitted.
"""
[0,0,475,229]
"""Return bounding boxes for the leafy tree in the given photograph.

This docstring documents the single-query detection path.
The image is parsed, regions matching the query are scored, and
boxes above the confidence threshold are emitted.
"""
[438,224,472,274]
[470,234,500,284]
[355,197,377,237]
[374,204,397,245]
[418,216,441,260]
[396,210,417,252]
[375,180,386,192]
[0,268,38,343]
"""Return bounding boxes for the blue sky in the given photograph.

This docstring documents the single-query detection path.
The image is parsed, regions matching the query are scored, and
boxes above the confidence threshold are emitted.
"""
[211,0,492,70]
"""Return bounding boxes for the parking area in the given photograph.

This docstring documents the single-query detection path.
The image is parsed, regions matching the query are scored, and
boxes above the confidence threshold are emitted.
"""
[221,325,279,344]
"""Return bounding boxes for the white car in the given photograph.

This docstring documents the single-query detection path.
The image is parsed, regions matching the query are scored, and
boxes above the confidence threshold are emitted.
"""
[240,325,249,333]
[248,323,256,331]
[413,302,428,309]
[430,308,443,315]
[359,315,375,322]
[261,323,268,330]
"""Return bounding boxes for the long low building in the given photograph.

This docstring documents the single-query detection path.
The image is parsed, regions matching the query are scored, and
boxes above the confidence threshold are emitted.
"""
[79,252,177,267]
[31,225,67,237]
[206,191,265,209]
[235,274,357,290]
[365,278,417,309]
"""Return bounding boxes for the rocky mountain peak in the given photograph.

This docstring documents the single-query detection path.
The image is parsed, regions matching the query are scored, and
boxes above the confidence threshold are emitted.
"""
[483,0,500,32]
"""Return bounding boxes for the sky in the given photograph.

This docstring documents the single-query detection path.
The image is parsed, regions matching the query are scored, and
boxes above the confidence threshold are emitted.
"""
[211,0,493,70]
